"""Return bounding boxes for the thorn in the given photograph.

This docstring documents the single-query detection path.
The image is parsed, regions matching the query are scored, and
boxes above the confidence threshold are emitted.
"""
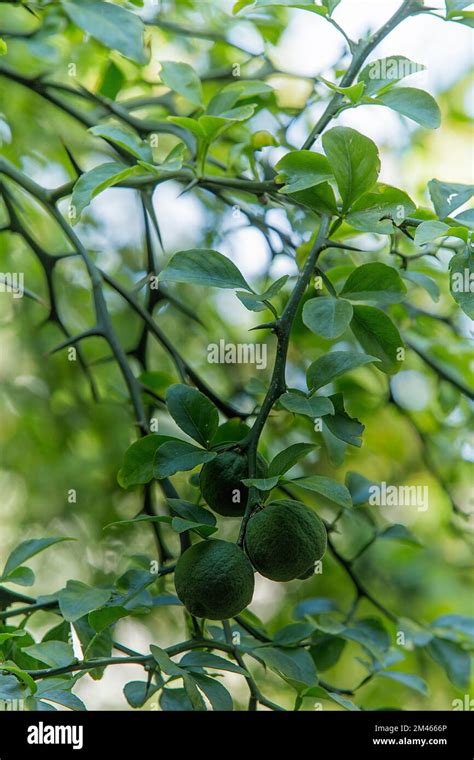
[46,328,101,356]
[177,178,199,197]
[249,321,278,332]
[60,140,83,177]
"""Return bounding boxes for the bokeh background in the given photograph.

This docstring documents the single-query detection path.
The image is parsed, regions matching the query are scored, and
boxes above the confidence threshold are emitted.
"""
[0,0,472,709]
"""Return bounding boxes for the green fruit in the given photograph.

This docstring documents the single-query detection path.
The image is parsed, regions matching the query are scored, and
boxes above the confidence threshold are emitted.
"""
[200,451,266,517]
[174,539,255,620]
[245,500,327,582]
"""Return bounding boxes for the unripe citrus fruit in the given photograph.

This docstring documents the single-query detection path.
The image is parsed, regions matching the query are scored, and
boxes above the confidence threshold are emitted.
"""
[245,500,327,582]
[174,539,255,620]
[200,451,266,517]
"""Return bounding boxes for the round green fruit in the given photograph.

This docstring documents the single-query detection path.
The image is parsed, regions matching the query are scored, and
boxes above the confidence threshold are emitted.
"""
[174,539,255,620]
[200,451,266,517]
[245,500,327,582]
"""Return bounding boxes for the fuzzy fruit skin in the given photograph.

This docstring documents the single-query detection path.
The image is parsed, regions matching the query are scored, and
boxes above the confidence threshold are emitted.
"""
[245,500,327,582]
[200,451,266,517]
[174,539,255,620]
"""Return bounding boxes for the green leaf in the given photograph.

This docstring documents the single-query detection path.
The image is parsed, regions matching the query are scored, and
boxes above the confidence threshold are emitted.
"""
[454,210,474,231]
[107,515,169,531]
[242,476,280,492]
[236,292,267,312]
[428,179,474,218]
[294,597,339,619]
[280,392,335,418]
[432,614,474,640]
[275,151,332,193]
[345,185,416,234]
[178,109,256,144]
[259,275,289,300]
[303,297,353,339]
[139,146,185,177]
[2,538,73,579]
[168,499,217,538]
[427,637,470,689]
[378,524,421,547]
[160,61,203,106]
[0,630,25,644]
[138,371,176,396]
[191,673,233,711]
[358,56,425,97]
[299,684,360,710]
[376,670,428,695]
[58,581,111,623]
[288,183,338,214]
[183,673,207,711]
[153,441,216,479]
[236,275,289,311]
[35,687,86,711]
[446,0,472,11]
[207,80,272,116]
[166,384,219,448]
[345,471,377,505]
[401,271,440,302]
[350,305,404,374]
[158,249,252,291]
[168,499,216,528]
[449,250,474,318]
[150,644,183,676]
[319,78,365,105]
[118,434,179,488]
[88,605,129,632]
[414,220,450,245]
[307,350,379,391]
[210,420,251,447]
[88,125,152,162]
[292,475,352,508]
[0,666,37,696]
[342,617,391,658]
[124,681,161,709]
[180,651,248,675]
[70,162,141,222]
[61,0,147,64]
[99,60,125,100]
[268,442,315,477]
[324,393,364,447]
[339,262,407,304]
[160,687,192,711]
[373,87,441,129]
[310,636,346,671]
[448,9,474,26]
[73,619,112,679]
[274,623,315,646]
[3,566,35,586]
[167,116,205,139]
[248,0,328,12]
[23,642,75,668]
[254,646,318,688]
[322,127,380,211]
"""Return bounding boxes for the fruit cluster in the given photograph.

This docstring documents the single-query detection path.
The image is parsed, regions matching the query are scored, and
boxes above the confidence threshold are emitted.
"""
[175,452,327,620]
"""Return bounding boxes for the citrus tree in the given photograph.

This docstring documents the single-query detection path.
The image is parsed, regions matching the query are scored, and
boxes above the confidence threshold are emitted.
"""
[0,0,472,712]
